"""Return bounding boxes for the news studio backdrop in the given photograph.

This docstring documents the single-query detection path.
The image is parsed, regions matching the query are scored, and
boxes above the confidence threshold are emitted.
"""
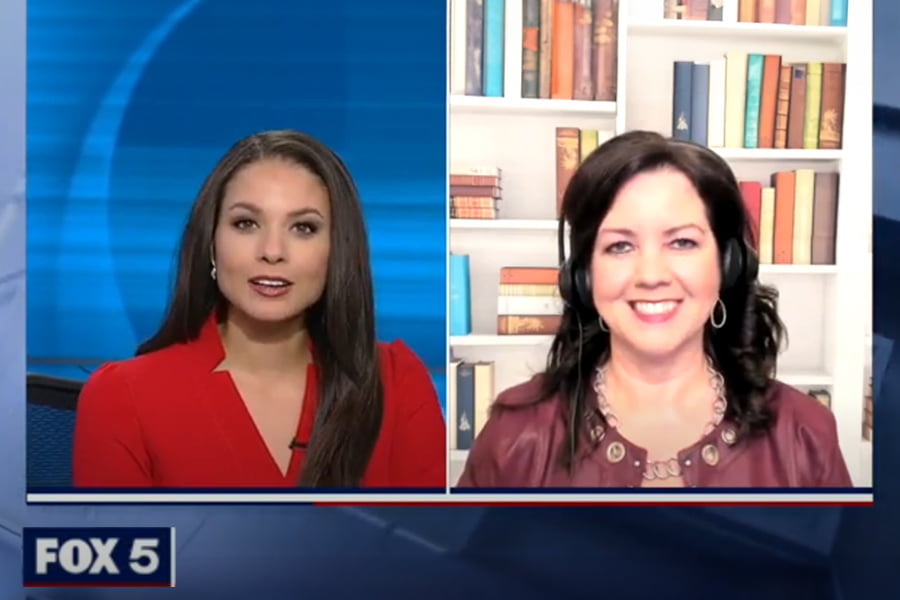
[2,0,900,597]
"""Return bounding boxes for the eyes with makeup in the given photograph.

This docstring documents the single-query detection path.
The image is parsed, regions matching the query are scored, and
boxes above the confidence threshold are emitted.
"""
[599,227,706,256]
[229,216,322,237]
[224,202,325,238]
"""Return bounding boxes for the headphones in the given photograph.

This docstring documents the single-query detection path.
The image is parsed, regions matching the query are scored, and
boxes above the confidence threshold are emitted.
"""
[556,213,760,318]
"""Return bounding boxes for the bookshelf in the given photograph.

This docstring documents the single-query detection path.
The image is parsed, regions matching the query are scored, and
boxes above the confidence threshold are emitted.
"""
[448,0,871,488]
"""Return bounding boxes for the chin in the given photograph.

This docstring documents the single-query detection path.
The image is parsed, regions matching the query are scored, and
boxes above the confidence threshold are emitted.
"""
[235,303,305,326]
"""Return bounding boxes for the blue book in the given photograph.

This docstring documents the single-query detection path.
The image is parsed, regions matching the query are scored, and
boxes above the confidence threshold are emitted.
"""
[743,54,763,149]
[483,0,505,97]
[456,362,475,450]
[672,61,693,141]
[449,254,471,336]
[690,63,710,146]
[830,0,848,27]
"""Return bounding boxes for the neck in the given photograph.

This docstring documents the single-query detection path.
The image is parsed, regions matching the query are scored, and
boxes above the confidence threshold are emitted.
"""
[217,310,311,375]
[604,338,710,409]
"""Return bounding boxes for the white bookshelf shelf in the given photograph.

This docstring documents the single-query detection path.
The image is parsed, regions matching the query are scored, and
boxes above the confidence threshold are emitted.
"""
[450,95,617,117]
[448,0,871,488]
[450,219,558,231]
[713,148,843,161]
[451,334,551,347]
[628,21,848,42]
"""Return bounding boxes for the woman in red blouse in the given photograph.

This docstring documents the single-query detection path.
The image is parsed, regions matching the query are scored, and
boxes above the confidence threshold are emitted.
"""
[72,130,447,489]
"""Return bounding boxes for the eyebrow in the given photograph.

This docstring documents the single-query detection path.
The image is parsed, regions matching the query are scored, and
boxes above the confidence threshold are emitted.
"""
[599,223,706,236]
[227,201,324,219]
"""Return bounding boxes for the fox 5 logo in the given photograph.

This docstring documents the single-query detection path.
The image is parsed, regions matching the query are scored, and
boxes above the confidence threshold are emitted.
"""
[23,527,175,587]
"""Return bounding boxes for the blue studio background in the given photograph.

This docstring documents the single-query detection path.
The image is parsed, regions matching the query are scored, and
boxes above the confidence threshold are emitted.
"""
[25,1,447,395]
[4,2,900,600]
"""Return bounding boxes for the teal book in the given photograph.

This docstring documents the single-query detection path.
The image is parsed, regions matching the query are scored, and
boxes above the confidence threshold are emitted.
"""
[743,54,764,149]
[483,0,505,97]
[449,254,472,336]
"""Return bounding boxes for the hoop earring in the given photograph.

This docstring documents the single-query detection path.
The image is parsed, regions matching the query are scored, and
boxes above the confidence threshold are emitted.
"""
[210,262,217,281]
[598,316,609,332]
[711,298,727,329]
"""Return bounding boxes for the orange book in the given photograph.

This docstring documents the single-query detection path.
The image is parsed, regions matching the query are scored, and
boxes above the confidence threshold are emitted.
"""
[774,64,792,149]
[556,127,581,216]
[818,62,846,149]
[739,181,763,249]
[551,0,575,99]
[791,0,807,24]
[499,267,560,285]
[738,0,757,22]
[771,171,796,264]
[758,0,776,22]
[757,55,782,148]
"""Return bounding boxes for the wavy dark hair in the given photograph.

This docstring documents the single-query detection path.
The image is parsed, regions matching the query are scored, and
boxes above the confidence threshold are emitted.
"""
[544,130,787,470]
[137,129,383,488]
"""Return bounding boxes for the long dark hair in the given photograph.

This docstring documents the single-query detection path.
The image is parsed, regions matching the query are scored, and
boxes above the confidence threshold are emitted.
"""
[545,130,786,470]
[137,130,383,488]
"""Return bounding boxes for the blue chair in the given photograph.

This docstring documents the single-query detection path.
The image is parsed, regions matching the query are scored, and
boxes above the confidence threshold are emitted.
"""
[26,373,82,489]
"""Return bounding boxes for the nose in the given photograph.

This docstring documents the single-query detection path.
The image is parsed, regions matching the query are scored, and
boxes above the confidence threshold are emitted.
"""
[258,227,287,264]
[635,247,671,287]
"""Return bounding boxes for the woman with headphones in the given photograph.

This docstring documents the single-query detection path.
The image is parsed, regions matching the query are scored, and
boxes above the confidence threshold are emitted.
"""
[457,130,852,489]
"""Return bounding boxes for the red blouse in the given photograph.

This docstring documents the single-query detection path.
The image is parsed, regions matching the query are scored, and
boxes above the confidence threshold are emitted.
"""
[72,316,447,489]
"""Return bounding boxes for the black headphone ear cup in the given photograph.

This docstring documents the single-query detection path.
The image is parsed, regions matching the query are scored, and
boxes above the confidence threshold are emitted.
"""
[558,262,574,307]
[720,238,741,290]
[574,267,594,315]
[744,243,760,283]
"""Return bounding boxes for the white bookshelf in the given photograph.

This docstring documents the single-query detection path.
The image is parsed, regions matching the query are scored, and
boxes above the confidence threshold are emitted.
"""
[448,0,872,488]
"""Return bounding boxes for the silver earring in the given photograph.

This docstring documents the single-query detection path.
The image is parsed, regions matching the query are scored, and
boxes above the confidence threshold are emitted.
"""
[210,262,217,281]
[711,298,727,329]
[598,316,609,332]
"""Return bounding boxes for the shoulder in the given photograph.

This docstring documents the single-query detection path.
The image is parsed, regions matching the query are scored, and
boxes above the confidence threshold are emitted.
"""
[767,379,838,441]
[376,339,430,381]
[458,375,563,487]
[762,379,852,486]
[80,342,199,402]
[375,339,440,411]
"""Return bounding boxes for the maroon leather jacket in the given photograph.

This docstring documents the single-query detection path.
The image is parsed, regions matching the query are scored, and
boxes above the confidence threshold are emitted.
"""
[456,375,853,488]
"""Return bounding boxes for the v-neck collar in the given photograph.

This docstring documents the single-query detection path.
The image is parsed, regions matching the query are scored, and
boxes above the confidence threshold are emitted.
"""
[191,312,320,486]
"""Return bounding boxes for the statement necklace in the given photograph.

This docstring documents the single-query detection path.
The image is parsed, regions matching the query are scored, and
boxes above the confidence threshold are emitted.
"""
[592,359,728,481]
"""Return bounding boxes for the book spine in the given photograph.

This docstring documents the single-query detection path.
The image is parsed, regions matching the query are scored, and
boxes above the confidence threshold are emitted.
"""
[551,0,576,99]
[672,61,694,141]
[829,0,847,26]
[522,0,541,98]
[449,254,472,335]
[465,0,485,95]
[786,64,807,148]
[818,62,846,149]
[592,0,618,101]
[690,62,710,145]
[743,53,764,148]
[483,0,506,96]
[803,62,823,149]
[724,52,748,148]
[572,0,595,100]
[707,58,727,147]
[456,363,475,450]
[774,63,792,149]
[539,0,554,98]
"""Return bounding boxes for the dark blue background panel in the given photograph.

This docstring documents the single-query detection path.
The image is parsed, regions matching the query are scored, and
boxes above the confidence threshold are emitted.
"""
[25,0,448,413]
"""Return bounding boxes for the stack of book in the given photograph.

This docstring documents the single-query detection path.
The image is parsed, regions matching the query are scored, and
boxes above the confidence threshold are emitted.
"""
[497,267,563,335]
[450,167,502,220]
